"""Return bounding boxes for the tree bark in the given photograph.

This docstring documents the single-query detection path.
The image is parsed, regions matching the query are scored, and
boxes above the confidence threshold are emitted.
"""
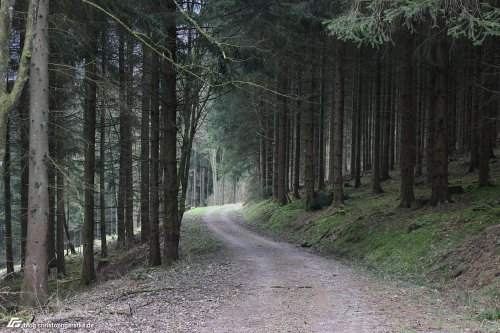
[117,30,126,248]
[478,38,496,187]
[389,70,396,171]
[162,1,180,264]
[415,62,423,178]
[149,51,161,266]
[469,47,480,172]
[332,42,345,203]
[99,31,107,258]
[398,34,416,208]
[47,98,56,270]
[140,45,151,243]
[354,48,362,188]
[20,85,29,267]
[277,62,288,206]
[272,105,278,200]
[125,38,134,247]
[429,34,451,205]
[372,50,383,193]
[424,65,436,186]
[80,35,98,286]
[56,117,66,276]
[305,44,316,210]
[381,48,392,181]
[4,117,13,274]
[318,47,326,190]
[22,0,50,304]
[259,131,266,198]
[293,88,301,199]
[211,149,219,202]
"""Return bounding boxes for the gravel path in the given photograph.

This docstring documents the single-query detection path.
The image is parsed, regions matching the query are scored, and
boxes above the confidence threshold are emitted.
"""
[24,204,495,333]
[199,204,489,333]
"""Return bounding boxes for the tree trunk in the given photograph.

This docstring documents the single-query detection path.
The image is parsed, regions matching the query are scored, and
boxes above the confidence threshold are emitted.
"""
[140,45,151,243]
[478,38,496,187]
[22,0,50,304]
[372,51,383,193]
[20,85,29,267]
[81,36,98,286]
[429,35,451,205]
[305,44,316,210]
[233,178,237,204]
[49,40,67,269]
[380,48,392,181]
[293,90,301,199]
[162,2,180,264]
[469,47,480,172]
[62,184,75,255]
[318,48,326,190]
[277,62,288,206]
[55,88,66,275]
[200,166,205,206]
[389,64,397,171]
[272,106,278,200]
[222,175,225,205]
[125,38,134,247]
[354,49,363,188]
[211,149,219,203]
[332,42,345,203]
[350,68,357,181]
[259,132,266,198]
[415,62,423,178]
[4,118,13,274]
[425,66,437,186]
[398,34,416,208]
[117,31,126,248]
[266,118,273,192]
[149,51,161,266]
[99,32,107,258]
[47,115,58,273]
[192,151,198,206]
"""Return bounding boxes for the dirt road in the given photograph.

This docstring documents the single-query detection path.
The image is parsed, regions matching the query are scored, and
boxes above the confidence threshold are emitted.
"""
[199,204,489,333]
[31,204,494,333]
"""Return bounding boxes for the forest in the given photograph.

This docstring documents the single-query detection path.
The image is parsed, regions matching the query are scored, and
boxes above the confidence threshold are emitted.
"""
[0,0,499,331]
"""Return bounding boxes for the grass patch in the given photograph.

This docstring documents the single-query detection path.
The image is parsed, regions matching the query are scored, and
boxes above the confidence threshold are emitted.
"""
[185,206,213,217]
[477,310,500,321]
[181,210,223,257]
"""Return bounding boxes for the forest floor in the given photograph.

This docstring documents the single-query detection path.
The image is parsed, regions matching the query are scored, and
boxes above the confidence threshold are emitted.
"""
[1,203,498,332]
[1,154,498,332]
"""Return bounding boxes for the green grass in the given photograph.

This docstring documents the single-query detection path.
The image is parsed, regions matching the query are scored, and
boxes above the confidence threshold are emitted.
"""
[477,310,500,321]
[185,206,213,217]
[181,208,223,257]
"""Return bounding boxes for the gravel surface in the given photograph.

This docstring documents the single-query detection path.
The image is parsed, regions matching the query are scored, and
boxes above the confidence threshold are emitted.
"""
[19,204,497,332]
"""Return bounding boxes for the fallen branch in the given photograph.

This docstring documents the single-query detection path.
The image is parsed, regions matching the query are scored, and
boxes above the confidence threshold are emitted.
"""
[112,285,199,302]
[56,278,80,284]
[97,306,132,317]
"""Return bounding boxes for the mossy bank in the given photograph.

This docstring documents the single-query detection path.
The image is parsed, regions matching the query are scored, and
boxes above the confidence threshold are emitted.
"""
[241,156,500,316]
